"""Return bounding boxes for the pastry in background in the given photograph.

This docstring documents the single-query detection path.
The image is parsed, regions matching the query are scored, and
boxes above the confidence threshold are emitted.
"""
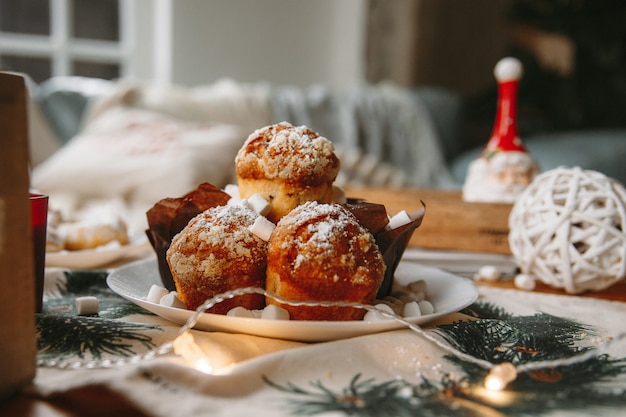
[61,220,129,251]
[45,228,65,253]
[45,203,130,251]
[265,202,386,321]
[166,204,267,313]
[45,207,65,252]
[235,122,340,223]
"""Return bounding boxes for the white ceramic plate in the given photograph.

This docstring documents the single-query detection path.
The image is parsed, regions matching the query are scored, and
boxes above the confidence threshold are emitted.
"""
[107,258,478,342]
[46,238,150,269]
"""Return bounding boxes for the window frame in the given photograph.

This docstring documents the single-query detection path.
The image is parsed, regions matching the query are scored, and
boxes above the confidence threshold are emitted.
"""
[0,0,136,79]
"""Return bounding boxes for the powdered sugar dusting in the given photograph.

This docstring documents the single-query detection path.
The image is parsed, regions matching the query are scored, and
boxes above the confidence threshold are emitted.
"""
[282,202,355,253]
[167,204,266,281]
[274,202,384,285]
[235,122,338,181]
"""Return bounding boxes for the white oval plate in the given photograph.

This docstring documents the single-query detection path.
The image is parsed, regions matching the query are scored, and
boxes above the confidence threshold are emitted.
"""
[107,258,478,342]
[46,238,150,269]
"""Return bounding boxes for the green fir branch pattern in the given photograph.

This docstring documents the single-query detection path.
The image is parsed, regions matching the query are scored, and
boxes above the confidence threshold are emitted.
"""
[37,314,159,360]
[263,373,472,417]
[264,301,626,416]
[45,270,150,318]
[434,312,595,366]
[37,269,162,362]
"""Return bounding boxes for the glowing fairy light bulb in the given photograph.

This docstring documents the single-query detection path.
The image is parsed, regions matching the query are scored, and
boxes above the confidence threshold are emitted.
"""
[190,356,213,374]
[485,362,517,391]
[173,331,213,374]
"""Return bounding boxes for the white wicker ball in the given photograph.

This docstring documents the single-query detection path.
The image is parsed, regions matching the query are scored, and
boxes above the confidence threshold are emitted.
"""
[508,167,626,293]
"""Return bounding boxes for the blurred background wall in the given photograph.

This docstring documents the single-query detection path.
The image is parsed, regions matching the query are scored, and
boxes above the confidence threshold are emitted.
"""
[0,0,508,91]
[2,0,625,138]
[156,0,368,88]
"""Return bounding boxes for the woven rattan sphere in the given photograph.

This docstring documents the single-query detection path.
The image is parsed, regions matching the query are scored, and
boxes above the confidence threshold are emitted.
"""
[508,167,626,293]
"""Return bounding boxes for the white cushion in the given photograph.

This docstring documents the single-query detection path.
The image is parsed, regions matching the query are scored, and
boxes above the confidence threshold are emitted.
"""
[31,106,247,230]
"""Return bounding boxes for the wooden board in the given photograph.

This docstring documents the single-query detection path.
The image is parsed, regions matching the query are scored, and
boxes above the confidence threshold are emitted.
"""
[0,72,37,400]
[344,186,513,255]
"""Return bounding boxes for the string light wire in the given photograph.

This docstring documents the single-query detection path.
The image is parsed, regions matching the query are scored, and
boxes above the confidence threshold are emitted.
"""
[37,286,626,391]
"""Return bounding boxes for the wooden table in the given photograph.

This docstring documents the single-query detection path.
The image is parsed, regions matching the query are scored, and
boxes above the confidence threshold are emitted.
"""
[3,187,625,416]
[346,186,626,302]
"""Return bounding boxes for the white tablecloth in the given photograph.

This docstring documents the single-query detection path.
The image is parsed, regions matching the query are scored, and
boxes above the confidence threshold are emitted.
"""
[33,265,626,417]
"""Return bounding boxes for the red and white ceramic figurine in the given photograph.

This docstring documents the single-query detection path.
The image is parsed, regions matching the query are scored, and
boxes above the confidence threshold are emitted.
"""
[463,57,540,203]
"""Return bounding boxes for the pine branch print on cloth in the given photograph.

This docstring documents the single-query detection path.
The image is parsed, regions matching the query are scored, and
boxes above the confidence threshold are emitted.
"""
[37,269,162,363]
[263,373,469,417]
[435,302,626,415]
[264,301,626,416]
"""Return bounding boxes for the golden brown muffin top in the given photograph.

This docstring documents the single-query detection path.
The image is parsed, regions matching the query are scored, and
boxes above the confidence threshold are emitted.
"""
[268,202,385,292]
[235,122,340,186]
[167,204,266,280]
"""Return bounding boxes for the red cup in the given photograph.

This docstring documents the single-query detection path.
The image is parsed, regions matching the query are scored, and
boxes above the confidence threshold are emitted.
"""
[29,193,48,313]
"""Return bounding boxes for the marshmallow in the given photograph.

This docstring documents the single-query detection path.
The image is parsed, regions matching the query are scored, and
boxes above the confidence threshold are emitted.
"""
[409,208,425,221]
[227,306,256,318]
[260,304,290,320]
[403,301,422,318]
[477,265,501,281]
[238,199,252,210]
[387,210,412,230]
[160,292,186,309]
[247,193,271,216]
[224,184,240,199]
[147,284,169,304]
[75,296,99,315]
[363,303,395,321]
[417,300,434,315]
[248,216,275,241]
[514,274,536,291]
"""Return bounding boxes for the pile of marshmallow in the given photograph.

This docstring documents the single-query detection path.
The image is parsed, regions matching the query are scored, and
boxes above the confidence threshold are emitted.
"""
[145,279,435,322]
[475,265,535,291]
